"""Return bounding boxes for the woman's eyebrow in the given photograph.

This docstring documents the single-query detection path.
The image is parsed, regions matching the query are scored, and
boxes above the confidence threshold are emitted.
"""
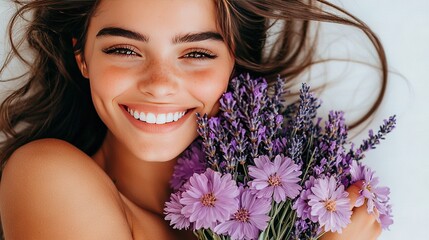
[172,32,224,44]
[96,27,149,42]
[96,27,223,43]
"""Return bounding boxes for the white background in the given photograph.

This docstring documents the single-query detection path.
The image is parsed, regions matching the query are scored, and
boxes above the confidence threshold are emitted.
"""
[1,0,428,239]
[335,1,429,240]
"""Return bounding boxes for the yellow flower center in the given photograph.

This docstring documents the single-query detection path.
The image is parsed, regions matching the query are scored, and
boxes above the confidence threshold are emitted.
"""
[268,174,282,186]
[234,208,250,222]
[201,192,216,207]
[325,199,336,212]
[366,184,372,192]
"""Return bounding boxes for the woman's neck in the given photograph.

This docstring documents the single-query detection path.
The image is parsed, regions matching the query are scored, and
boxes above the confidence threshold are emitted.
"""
[92,132,177,216]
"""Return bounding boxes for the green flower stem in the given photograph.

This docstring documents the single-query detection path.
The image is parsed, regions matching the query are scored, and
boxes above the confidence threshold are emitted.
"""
[275,203,288,232]
[281,212,297,240]
[269,219,277,239]
[242,162,249,180]
[301,148,316,184]
[315,231,327,240]
[194,229,225,240]
[272,201,286,218]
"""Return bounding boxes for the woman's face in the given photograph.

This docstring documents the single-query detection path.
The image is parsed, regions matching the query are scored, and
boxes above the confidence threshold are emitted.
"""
[78,0,234,162]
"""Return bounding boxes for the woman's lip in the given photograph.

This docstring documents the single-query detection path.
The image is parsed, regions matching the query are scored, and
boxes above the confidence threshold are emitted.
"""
[120,105,195,133]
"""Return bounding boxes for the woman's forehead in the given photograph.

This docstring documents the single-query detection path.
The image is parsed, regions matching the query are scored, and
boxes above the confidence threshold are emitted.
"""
[91,0,219,34]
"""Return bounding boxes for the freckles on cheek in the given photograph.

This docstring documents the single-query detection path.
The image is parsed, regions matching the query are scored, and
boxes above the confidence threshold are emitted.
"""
[90,66,134,97]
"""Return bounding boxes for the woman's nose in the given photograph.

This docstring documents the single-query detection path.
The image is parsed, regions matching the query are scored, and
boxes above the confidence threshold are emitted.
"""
[137,60,179,98]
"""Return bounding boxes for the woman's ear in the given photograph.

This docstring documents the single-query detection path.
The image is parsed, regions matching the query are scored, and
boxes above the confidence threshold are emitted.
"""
[72,38,89,78]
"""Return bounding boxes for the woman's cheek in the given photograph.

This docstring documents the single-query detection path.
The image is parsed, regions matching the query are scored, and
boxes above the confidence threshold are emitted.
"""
[91,66,134,96]
[190,69,229,116]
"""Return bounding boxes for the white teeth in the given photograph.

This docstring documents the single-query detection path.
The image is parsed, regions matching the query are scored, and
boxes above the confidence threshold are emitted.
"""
[127,107,187,124]
[133,111,139,119]
[167,113,174,122]
[146,113,157,124]
[156,114,166,124]
[139,112,146,121]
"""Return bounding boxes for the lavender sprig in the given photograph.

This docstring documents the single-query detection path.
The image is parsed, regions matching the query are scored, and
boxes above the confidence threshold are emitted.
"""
[354,115,397,160]
[289,83,321,134]
[196,113,220,170]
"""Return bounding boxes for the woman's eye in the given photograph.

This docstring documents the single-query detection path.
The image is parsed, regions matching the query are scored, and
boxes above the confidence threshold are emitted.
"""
[182,50,217,60]
[102,46,141,57]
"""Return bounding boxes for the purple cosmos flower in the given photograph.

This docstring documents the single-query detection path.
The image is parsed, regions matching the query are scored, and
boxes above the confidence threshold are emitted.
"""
[180,168,239,230]
[350,161,393,228]
[214,187,271,240]
[170,141,206,191]
[248,155,302,203]
[352,163,390,212]
[164,192,191,230]
[379,204,394,229]
[349,160,365,183]
[308,176,352,233]
[293,176,318,222]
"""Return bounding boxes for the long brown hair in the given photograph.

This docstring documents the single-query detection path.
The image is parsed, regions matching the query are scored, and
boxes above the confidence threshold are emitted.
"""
[0,0,387,174]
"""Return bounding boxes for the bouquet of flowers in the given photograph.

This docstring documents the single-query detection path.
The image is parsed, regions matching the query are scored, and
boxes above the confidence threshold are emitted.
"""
[164,74,395,240]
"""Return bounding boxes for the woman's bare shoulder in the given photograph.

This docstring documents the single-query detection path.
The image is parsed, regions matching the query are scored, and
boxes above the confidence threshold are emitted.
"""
[0,138,133,240]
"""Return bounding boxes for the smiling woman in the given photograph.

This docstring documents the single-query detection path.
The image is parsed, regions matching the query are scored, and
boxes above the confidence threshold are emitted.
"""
[77,0,234,165]
[0,0,388,239]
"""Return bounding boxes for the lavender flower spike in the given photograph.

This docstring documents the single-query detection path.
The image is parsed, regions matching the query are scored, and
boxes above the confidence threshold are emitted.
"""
[180,168,239,230]
[248,155,302,203]
[308,176,352,233]
[356,115,396,160]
